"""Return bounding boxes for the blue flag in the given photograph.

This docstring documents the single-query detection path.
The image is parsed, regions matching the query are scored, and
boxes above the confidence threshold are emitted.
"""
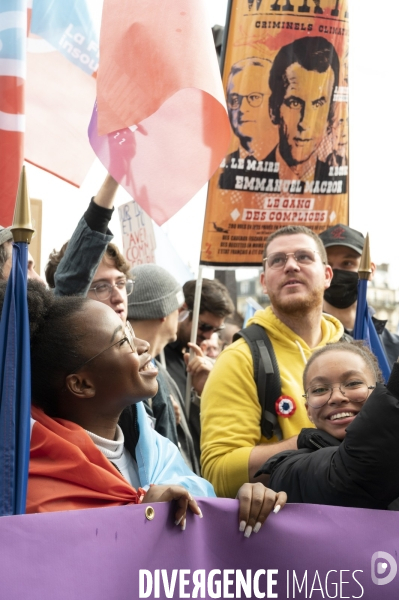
[0,243,31,516]
[243,297,264,327]
[30,0,100,75]
[353,278,391,382]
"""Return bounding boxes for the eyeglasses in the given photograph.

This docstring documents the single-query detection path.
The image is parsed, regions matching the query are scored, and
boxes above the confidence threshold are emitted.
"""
[263,249,323,270]
[89,279,134,301]
[227,92,265,110]
[302,380,375,409]
[198,320,225,334]
[71,322,136,373]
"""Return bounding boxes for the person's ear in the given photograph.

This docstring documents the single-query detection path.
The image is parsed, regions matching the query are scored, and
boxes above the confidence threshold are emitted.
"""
[65,373,96,399]
[324,264,333,289]
[260,270,267,295]
[306,405,314,423]
[369,261,376,281]
[179,303,188,313]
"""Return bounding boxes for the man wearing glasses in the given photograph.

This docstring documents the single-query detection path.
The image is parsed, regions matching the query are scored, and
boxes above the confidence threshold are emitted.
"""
[201,225,344,498]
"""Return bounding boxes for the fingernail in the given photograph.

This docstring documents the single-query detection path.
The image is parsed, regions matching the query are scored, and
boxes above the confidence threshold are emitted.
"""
[273,505,281,514]
[198,508,203,518]
[181,518,186,531]
[244,525,252,538]
[188,494,193,501]
[175,515,184,526]
[239,520,246,532]
[253,522,262,533]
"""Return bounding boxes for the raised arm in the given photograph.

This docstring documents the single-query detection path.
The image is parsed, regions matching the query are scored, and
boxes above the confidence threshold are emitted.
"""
[54,175,118,297]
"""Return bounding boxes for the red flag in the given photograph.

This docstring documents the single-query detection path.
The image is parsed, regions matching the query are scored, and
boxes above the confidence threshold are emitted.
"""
[0,3,26,226]
[91,0,230,226]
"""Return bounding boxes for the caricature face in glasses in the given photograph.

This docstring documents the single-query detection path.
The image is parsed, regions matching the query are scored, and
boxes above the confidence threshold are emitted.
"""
[227,58,271,154]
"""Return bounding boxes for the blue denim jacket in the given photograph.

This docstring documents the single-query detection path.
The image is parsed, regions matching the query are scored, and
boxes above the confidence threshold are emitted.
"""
[54,216,112,297]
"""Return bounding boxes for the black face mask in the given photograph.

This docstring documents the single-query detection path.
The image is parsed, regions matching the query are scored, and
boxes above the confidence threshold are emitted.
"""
[324,269,359,309]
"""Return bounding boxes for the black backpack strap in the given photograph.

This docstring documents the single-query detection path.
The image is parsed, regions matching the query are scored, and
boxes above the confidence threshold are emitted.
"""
[234,324,282,440]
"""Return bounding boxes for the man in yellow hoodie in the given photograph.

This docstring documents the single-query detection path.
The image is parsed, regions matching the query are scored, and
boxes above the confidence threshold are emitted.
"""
[201,226,344,499]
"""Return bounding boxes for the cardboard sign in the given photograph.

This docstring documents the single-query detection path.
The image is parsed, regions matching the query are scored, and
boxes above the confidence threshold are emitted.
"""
[118,200,156,267]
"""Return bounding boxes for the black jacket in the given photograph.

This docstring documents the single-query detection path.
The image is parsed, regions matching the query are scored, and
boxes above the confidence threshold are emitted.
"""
[370,315,399,369]
[257,364,399,509]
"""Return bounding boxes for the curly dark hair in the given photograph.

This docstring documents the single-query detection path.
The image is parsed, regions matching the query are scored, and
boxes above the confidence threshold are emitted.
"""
[0,280,88,415]
[303,340,384,391]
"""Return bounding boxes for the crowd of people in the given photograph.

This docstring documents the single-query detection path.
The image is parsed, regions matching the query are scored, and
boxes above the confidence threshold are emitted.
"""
[1,172,399,535]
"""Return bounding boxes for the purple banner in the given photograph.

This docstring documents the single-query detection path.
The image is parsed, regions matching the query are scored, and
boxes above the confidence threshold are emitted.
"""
[0,499,398,599]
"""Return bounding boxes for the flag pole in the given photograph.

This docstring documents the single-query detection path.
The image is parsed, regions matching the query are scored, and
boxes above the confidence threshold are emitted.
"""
[354,234,371,341]
[357,233,372,281]
[353,233,391,382]
[10,166,34,244]
[0,166,34,516]
[185,267,204,415]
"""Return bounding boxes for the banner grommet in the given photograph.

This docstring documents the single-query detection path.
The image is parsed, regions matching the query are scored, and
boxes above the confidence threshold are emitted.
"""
[145,506,155,521]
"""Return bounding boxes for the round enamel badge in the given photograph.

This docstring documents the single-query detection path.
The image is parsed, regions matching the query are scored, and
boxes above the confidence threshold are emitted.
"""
[275,395,296,417]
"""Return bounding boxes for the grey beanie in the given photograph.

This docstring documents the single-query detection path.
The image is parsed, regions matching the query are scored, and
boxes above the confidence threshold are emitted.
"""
[0,225,13,246]
[128,264,184,320]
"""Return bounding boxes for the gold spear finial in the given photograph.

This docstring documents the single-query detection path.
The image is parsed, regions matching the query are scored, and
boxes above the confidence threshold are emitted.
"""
[358,233,372,281]
[10,166,35,244]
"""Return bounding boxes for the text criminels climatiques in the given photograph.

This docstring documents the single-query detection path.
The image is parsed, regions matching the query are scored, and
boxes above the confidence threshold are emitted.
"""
[246,0,347,19]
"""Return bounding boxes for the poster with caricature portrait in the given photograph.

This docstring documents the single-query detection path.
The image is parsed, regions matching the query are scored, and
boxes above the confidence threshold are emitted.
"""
[201,0,349,267]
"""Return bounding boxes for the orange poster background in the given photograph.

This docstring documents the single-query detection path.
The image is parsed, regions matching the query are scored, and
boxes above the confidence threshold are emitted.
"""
[201,0,349,267]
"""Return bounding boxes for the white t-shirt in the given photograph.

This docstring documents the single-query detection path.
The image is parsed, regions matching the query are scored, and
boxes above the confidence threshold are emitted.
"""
[86,425,141,490]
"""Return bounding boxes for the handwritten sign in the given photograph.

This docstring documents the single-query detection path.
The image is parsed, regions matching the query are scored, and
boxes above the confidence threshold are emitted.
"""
[118,200,156,267]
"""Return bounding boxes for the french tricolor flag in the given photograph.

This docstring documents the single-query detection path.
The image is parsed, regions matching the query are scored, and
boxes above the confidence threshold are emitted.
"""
[0,0,28,226]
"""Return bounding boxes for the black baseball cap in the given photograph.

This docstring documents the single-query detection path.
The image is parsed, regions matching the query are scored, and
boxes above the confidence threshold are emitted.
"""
[319,224,364,255]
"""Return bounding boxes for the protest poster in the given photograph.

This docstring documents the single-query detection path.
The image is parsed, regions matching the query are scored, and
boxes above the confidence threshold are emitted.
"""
[201,0,349,267]
[118,199,156,267]
[1,500,398,599]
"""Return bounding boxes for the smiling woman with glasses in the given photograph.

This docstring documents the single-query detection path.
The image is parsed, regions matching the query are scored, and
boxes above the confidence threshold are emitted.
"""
[3,281,286,533]
[255,341,399,511]
[11,282,214,519]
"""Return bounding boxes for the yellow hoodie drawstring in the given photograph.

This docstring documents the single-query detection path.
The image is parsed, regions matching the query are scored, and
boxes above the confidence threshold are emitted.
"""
[295,340,308,365]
